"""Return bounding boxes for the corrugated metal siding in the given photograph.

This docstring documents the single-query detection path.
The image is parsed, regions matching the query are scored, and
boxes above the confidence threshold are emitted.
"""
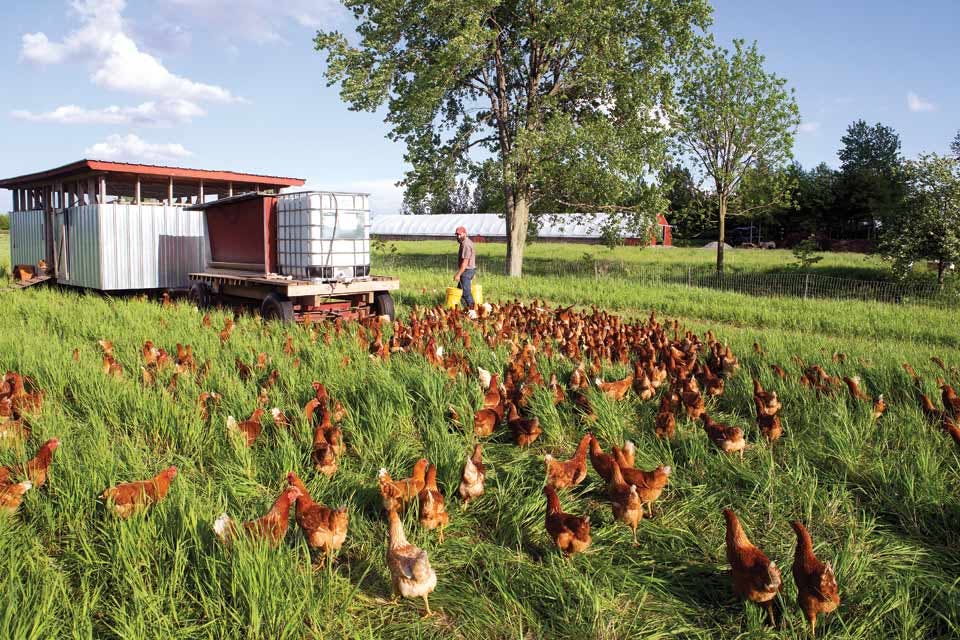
[10,210,45,266]
[59,205,102,288]
[97,204,206,290]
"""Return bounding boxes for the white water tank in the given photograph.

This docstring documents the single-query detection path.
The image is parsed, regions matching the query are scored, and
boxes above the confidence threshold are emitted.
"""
[277,191,371,281]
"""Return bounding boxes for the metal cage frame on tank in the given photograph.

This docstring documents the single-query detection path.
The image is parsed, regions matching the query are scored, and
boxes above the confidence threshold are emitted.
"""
[276,191,371,283]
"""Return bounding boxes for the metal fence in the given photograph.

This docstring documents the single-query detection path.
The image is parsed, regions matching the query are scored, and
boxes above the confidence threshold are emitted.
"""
[376,253,958,308]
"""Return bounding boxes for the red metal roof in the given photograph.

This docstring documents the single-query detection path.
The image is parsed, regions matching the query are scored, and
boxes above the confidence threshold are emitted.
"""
[0,159,305,188]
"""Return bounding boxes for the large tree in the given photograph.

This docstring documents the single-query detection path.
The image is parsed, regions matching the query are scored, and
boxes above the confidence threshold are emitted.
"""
[669,39,799,272]
[835,120,905,237]
[880,153,960,287]
[951,130,960,161]
[315,0,711,276]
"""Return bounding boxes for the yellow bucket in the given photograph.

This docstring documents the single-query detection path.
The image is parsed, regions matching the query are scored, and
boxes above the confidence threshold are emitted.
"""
[444,287,462,309]
[444,283,483,309]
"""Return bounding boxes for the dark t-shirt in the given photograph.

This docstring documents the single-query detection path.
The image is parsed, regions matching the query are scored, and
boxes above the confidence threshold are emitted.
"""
[459,237,476,269]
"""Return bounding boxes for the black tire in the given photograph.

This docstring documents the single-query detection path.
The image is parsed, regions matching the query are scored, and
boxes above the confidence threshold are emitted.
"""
[260,293,296,323]
[188,282,212,309]
[373,291,395,321]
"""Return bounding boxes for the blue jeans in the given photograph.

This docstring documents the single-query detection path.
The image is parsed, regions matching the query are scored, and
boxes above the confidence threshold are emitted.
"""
[459,268,476,308]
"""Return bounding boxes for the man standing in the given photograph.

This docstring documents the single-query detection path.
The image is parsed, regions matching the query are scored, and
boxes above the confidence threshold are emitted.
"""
[454,226,476,309]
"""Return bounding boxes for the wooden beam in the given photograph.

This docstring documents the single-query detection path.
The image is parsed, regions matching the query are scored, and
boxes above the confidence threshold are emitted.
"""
[199,179,204,203]
[88,179,96,205]
[135,176,141,205]
[98,176,106,204]
[228,181,233,197]
[168,176,174,205]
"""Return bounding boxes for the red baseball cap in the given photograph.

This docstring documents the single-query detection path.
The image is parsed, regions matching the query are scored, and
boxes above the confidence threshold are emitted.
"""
[455,226,467,235]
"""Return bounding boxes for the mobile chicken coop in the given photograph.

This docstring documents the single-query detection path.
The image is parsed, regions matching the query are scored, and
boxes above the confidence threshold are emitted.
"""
[186,191,399,322]
[1,159,305,290]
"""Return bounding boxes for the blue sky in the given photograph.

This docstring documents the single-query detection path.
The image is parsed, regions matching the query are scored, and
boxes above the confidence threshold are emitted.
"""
[1,0,957,214]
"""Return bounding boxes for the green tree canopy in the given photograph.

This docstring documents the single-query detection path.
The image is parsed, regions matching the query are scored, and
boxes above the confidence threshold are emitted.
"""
[880,153,960,286]
[835,120,905,237]
[669,39,800,272]
[315,0,711,276]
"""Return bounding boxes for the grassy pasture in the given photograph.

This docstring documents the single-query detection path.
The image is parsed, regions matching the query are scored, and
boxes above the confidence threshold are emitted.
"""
[0,239,958,639]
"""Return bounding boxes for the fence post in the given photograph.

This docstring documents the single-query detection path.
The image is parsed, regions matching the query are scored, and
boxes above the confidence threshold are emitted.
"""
[687,266,692,288]
[803,273,810,300]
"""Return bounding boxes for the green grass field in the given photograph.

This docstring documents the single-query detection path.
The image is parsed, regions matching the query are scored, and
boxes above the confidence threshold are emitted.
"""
[1,238,958,639]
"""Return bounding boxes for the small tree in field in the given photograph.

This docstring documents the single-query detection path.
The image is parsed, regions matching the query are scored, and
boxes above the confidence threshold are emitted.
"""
[315,0,711,277]
[670,39,799,273]
[881,154,960,287]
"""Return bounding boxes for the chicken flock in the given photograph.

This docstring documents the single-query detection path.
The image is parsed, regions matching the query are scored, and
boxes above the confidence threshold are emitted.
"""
[2,299,959,632]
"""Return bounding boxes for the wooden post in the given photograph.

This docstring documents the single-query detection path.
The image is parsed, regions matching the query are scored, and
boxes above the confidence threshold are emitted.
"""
[199,179,204,204]
[135,176,141,205]
[88,179,96,205]
[228,182,234,197]
[98,176,106,204]
[168,176,174,205]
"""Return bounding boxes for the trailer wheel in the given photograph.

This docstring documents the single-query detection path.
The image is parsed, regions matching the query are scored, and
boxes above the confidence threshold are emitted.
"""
[189,282,212,309]
[260,293,295,323]
[373,291,395,321]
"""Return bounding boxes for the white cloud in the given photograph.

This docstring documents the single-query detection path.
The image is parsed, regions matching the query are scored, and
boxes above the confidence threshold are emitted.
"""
[20,0,237,103]
[161,0,343,44]
[11,99,205,127]
[84,133,193,163]
[798,121,821,134]
[907,91,936,113]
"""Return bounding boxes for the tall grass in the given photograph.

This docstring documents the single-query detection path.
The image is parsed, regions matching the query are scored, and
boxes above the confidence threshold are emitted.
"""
[0,243,958,638]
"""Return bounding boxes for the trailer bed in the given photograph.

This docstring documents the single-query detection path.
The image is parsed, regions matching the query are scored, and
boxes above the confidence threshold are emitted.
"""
[190,269,399,296]
[188,269,399,322]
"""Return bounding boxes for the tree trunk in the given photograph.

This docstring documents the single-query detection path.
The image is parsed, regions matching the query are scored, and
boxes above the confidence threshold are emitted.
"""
[938,260,945,288]
[505,195,529,277]
[716,195,727,274]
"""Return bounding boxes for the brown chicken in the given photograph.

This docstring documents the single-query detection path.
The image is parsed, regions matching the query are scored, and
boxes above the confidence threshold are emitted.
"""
[378,459,429,512]
[311,408,343,477]
[790,521,840,637]
[653,393,677,439]
[18,438,60,488]
[608,461,643,545]
[287,472,349,562]
[941,382,960,419]
[226,409,264,447]
[506,402,542,447]
[752,379,782,416]
[386,508,437,616]
[458,444,486,504]
[872,394,887,421]
[757,413,783,442]
[544,434,591,489]
[701,414,746,460]
[681,386,706,421]
[588,434,617,484]
[214,485,303,548]
[0,479,33,515]
[723,509,782,625]
[472,407,499,437]
[595,372,633,401]
[611,440,636,469]
[841,376,871,402]
[543,485,591,556]
[616,463,672,518]
[100,466,178,518]
[418,463,449,542]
